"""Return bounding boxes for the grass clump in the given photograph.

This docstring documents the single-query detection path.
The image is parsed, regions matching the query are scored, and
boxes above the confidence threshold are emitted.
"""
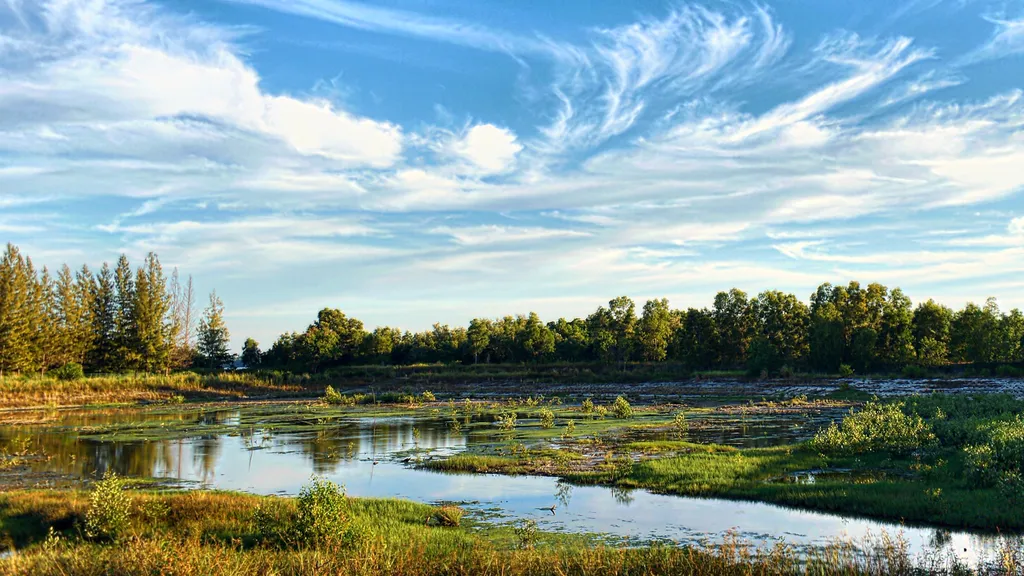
[429,505,464,527]
[83,473,132,542]
[810,401,935,455]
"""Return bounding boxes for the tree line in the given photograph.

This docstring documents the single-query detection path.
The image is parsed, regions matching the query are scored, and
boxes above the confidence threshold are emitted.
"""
[0,244,233,376]
[249,284,1024,375]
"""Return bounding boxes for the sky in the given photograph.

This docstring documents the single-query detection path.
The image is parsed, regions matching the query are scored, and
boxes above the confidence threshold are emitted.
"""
[1,0,1024,351]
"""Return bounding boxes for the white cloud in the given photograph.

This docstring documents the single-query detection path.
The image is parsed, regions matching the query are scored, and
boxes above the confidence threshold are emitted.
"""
[449,124,522,173]
[429,225,590,246]
[960,15,1024,65]
[0,0,402,168]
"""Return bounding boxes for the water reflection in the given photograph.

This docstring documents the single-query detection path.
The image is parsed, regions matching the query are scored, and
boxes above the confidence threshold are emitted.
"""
[0,407,1018,568]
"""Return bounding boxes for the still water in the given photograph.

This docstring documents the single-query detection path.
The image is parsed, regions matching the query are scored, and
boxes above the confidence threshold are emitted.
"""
[2,406,1016,566]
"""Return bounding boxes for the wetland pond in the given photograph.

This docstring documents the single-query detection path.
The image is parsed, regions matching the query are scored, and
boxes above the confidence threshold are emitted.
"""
[1,402,1016,567]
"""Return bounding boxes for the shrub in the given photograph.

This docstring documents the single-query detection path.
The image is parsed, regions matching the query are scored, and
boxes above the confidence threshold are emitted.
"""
[84,472,132,542]
[581,398,595,414]
[810,401,935,455]
[431,505,464,527]
[673,412,689,438]
[778,365,795,378]
[595,405,609,418]
[612,396,633,419]
[839,364,854,377]
[963,444,997,486]
[561,419,576,439]
[496,411,517,431]
[514,519,538,549]
[323,386,344,405]
[902,365,929,379]
[539,408,555,429]
[295,476,349,547]
[421,391,437,402]
[51,363,84,381]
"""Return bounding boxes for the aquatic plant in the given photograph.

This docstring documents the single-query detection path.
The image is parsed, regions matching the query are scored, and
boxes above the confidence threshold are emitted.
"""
[421,391,436,402]
[514,519,538,549]
[561,419,576,439]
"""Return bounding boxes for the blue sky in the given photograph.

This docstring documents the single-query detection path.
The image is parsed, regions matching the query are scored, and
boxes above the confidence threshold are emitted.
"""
[2,0,1024,351]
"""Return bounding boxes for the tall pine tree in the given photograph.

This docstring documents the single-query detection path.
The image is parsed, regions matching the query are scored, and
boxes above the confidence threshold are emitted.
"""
[0,244,32,376]
[113,255,138,371]
[197,291,233,370]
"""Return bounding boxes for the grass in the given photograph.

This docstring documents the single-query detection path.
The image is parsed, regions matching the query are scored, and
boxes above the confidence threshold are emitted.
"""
[0,489,1011,575]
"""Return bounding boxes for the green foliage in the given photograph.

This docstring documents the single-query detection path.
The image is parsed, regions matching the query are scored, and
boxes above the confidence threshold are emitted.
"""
[901,364,929,378]
[561,419,576,439]
[513,519,538,549]
[594,405,609,418]
[611,396,633,419]
[538,408,555,429]
[323,385,345,405]
[838,363,854,377]
[810,401,935,455]
[84,472,132,542]
[421,390,436,402]
[673,411,689,438]
[197,291,234,371]
[496,411,517,431]
[51,363,84,381]
[580,398,594,414]
[295,476,350,547]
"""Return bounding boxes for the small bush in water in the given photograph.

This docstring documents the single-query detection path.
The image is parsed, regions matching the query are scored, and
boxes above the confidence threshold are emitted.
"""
[496,411,517,431]
[295,476,349,547]
[539,408,555,429]
[612,396,633,419]
[581,398,595,414]
[84,472,132,542]
[421,390,437,402]
[673,412,688,437]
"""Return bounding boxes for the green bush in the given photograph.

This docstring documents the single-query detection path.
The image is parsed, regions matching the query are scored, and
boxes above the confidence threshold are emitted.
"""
[538,408,555,429]
[323,385,344,405]
[673,412,689,437]
[838,364,854,377]
[810,401,935,455]
[496,411,517,431]
[84,472,132,542]
[580,398,595,414]
[514,519,538,549]
[421,390,437,402]
[611,396,633,419]
[901,365,929,379]
[51,363,85,381]
[295,476,349,547]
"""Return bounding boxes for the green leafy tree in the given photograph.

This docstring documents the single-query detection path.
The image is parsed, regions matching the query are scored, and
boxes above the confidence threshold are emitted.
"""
[712,289,752,368]
[133,253,172,373]
[913,299,952,366]
[241,338,262,368]
[878,288,915,367]
[637,298,675,361]
[197,291,233,370]
[672,308,718,370]
[549,318,589,362]
[751,290,809,369]
[466,318,492,363]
